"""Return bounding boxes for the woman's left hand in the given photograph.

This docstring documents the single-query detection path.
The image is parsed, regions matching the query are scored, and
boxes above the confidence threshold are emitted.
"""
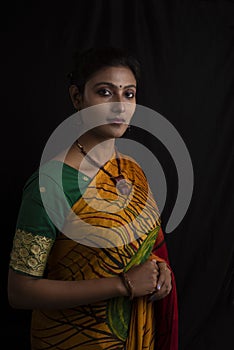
[149,262,172,301]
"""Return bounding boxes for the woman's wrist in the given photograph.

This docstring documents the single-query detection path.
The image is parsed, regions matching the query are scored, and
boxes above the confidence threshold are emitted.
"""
[118,272,134,299]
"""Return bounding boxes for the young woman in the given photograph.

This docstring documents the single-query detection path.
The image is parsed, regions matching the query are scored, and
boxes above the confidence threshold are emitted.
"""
[8,47,178,349]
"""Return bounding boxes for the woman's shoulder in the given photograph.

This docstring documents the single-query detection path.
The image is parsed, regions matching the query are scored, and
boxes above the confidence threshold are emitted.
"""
[22,160,74,192]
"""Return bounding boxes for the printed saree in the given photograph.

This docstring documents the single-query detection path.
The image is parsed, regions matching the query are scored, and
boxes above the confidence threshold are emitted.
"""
[11,154,178,349]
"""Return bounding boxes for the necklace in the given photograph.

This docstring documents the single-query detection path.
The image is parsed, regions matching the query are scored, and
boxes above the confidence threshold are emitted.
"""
[75,140,132,195]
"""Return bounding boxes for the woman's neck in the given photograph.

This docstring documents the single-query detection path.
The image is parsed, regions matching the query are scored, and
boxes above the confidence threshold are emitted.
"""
[53,135,116,177]
[77,135,116,166]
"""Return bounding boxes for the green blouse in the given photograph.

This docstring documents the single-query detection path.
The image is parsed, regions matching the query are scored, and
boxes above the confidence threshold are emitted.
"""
[9,160,91,277]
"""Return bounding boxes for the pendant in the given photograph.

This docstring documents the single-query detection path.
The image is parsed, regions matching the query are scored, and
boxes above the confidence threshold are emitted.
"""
[112,175,132,196]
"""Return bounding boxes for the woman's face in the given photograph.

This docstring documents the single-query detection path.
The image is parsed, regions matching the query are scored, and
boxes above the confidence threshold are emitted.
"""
[72,66,137,140]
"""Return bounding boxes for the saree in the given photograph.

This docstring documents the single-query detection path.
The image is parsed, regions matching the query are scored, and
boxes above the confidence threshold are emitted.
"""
[12,153,178,349]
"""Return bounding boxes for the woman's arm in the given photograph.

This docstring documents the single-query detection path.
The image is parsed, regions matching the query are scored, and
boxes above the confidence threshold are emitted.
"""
[8,268,127,309]
[8,259,159,310]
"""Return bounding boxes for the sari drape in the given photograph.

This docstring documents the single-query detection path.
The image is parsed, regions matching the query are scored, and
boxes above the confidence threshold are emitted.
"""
[31,153,178,349]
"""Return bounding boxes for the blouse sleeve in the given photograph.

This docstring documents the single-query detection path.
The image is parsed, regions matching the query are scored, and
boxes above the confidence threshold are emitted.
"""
[9,168,69,278]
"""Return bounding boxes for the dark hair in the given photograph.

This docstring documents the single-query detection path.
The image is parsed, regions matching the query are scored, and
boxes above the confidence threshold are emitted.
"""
[68,47,141,94]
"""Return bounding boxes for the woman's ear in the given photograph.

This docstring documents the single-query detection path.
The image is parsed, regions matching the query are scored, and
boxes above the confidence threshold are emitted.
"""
[69,85,82,110]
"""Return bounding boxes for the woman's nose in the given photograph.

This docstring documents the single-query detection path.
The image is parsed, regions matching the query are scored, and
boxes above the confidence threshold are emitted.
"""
[111,100,126,114]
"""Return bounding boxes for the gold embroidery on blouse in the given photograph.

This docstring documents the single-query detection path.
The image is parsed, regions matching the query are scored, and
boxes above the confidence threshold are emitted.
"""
[9,229,54,277]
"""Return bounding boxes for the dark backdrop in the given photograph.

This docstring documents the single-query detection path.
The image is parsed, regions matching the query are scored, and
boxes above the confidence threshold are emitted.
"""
[1,1,234,349]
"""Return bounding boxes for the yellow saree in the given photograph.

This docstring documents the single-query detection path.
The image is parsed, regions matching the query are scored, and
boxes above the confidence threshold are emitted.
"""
[30,153,174,350]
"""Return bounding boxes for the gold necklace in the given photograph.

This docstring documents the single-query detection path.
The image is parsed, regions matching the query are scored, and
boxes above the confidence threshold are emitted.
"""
[75,140,132,195]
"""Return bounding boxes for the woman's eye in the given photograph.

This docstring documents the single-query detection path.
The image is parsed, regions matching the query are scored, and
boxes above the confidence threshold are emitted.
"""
[125,91,135,99]
[97,88,112,96]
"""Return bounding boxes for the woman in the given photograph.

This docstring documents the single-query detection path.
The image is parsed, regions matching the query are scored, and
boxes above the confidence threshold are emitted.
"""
[8,47,178,349]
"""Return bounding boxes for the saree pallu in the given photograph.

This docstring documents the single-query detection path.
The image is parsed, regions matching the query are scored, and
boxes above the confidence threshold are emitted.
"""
[31,154,178,349]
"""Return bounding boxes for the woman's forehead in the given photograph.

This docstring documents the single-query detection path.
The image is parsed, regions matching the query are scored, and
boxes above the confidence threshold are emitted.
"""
[86,66,137,87]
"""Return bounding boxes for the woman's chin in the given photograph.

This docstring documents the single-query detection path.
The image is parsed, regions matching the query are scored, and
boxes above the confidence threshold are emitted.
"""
[92,124,128,139]
[108,123,128,137]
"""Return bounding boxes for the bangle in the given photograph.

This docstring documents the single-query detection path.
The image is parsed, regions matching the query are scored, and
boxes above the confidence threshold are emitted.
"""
[119,272,134,300]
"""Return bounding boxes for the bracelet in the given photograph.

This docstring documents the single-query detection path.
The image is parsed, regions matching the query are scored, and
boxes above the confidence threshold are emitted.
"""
[119,272,134,300]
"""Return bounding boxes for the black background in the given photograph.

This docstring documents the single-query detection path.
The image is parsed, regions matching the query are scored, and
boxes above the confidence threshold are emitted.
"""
[1,1,234,349]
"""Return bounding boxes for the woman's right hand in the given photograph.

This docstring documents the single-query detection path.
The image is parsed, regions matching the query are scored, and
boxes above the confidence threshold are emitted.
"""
[124,259,159,297]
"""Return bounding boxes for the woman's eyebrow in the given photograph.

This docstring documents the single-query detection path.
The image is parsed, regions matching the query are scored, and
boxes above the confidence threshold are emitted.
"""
[93,82,136,89]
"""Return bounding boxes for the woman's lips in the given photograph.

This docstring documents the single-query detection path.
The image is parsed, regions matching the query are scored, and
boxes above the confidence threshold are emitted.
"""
[107,118,126,124]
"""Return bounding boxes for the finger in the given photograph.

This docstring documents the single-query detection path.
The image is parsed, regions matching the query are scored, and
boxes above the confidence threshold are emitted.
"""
[156,273,166,291]
[162,283,171,293]
[148,293,157,302]
[156,265,170,290]
[151,259,159,275]
[158,262,170,274]
[149,286,171,302]
[151,259,158,268]
[149,290,165,301]
[156,271,171,290]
